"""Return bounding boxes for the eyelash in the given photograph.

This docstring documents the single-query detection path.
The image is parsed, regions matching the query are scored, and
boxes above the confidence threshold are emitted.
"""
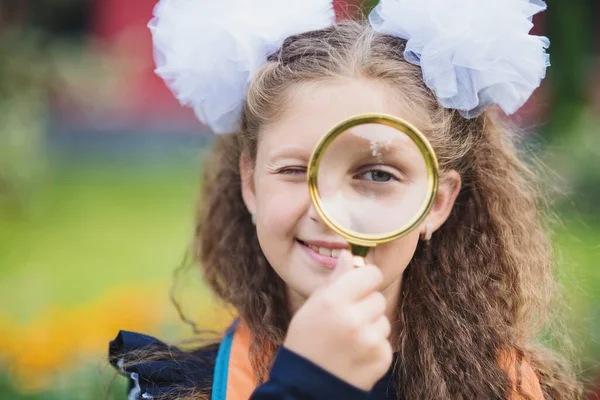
[278,167,307,175]
[355,165,404,183]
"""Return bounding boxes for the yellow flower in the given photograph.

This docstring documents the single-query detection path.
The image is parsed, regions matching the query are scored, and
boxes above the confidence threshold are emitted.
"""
[0,283,231,392]
[1,285,167,391]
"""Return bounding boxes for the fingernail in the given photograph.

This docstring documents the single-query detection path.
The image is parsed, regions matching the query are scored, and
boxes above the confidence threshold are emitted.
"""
[352,256,365,268]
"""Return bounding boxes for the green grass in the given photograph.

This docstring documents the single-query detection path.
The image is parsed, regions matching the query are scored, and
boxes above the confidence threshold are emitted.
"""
[0,365,127,400]
[552,212,600,372]
[0,158,208,397]
[0,160,202,321]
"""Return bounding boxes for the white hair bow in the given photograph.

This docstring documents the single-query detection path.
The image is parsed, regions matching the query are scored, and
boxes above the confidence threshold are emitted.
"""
[149,0,335,134]
[149,0,550,134]
[369,0,550,118]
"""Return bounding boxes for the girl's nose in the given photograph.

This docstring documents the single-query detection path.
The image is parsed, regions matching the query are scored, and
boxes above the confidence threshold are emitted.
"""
[307,203,322,224]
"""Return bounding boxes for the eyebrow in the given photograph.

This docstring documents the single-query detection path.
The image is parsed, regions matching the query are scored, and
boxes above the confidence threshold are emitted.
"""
[266,145,310,163]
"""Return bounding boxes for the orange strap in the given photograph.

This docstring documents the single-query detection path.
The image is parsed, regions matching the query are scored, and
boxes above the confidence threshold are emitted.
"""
[225,322,257,400]
[499,350,544,400]
[223,323,542,400]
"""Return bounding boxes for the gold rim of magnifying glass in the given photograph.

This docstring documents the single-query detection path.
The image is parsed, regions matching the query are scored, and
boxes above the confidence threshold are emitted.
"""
[307,113,439,248]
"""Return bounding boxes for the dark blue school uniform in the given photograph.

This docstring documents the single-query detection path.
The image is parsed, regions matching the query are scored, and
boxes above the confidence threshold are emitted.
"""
[109,330,398,399]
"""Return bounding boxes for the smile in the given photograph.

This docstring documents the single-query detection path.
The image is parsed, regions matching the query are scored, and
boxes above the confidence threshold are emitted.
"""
[296,239,348,268]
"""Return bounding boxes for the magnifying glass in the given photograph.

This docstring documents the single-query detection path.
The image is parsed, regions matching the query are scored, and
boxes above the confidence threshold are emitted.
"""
[306,114,439,267]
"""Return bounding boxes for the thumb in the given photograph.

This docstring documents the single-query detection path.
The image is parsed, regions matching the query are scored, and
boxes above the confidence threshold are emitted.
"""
[327,249,354,284]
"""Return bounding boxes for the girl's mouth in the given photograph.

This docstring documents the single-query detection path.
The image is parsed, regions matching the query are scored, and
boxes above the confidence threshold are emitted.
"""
[296,239,345,269]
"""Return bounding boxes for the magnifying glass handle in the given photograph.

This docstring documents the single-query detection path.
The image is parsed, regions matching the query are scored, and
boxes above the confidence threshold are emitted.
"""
[349,243,371,268]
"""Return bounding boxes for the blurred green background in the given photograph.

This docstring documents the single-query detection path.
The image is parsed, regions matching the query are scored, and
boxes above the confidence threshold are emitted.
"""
[0,0,599,399]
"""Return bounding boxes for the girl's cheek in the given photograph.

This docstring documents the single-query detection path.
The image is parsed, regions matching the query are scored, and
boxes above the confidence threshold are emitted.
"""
[257,179,309,227]
[373,232,420,278]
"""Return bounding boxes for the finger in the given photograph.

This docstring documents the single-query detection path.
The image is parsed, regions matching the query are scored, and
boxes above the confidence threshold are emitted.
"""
[353,292,387,323]
[374,339,394,370]
[369,315,392,340]
[360,316,392,351]
[328,263,383,302]
[327,250,354,284]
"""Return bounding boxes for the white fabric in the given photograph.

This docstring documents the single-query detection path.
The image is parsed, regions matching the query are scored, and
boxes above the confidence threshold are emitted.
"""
[149,0,335,134]
[369,0,550,118]
[118,358,153,400]
[128,372,145,400]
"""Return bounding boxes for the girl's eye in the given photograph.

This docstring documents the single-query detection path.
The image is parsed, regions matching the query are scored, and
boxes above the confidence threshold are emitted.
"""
[356,169,398,183]
[278,167,306,175]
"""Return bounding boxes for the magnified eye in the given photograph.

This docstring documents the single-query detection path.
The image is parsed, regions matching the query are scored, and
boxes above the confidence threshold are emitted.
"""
[308,117,438,238]
[354,166,401,183]
[359,170,395,182]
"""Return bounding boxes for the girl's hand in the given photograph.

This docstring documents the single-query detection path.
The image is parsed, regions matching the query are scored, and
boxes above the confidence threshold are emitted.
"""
[283,250,393,391]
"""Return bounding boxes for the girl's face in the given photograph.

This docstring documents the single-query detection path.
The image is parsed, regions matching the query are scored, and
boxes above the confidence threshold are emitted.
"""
[241,79,460,309]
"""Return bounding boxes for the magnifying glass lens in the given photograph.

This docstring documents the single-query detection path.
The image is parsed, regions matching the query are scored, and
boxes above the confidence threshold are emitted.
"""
[316,123,430,236]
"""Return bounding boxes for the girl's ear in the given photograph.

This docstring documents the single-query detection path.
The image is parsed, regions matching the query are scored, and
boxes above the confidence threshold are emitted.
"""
[425,170,462,235]
[239,152,257,215]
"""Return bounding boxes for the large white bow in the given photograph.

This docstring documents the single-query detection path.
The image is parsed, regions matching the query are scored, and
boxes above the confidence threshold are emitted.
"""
[149,0,335,134]
[370,0,550,118]
[149,0,550,134]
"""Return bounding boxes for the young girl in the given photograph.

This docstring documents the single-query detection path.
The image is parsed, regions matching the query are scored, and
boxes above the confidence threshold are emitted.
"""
[109,0,583,398]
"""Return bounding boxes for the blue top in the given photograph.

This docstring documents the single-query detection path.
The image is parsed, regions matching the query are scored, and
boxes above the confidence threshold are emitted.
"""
[109,330,399,399]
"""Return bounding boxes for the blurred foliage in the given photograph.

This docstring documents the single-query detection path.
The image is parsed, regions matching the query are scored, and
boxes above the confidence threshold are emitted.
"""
[1,0,91,36]
[542,0,600,215]
[0,369,127,400]
[0,1,130,218]
[545,0,595,144]
[0,28,50,215]
[542,109,600,214]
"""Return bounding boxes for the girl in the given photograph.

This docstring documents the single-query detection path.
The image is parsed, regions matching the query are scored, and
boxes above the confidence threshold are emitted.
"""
[109,0,583,398]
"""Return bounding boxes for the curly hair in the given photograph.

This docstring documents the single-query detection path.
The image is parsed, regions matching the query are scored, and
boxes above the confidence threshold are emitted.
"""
[116,21,584,400]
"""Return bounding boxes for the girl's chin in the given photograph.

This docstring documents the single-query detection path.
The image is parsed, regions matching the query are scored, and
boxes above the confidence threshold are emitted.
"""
[285,277,329,306]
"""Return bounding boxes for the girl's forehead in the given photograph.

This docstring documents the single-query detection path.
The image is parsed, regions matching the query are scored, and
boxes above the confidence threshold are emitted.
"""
[258,79,417,158]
